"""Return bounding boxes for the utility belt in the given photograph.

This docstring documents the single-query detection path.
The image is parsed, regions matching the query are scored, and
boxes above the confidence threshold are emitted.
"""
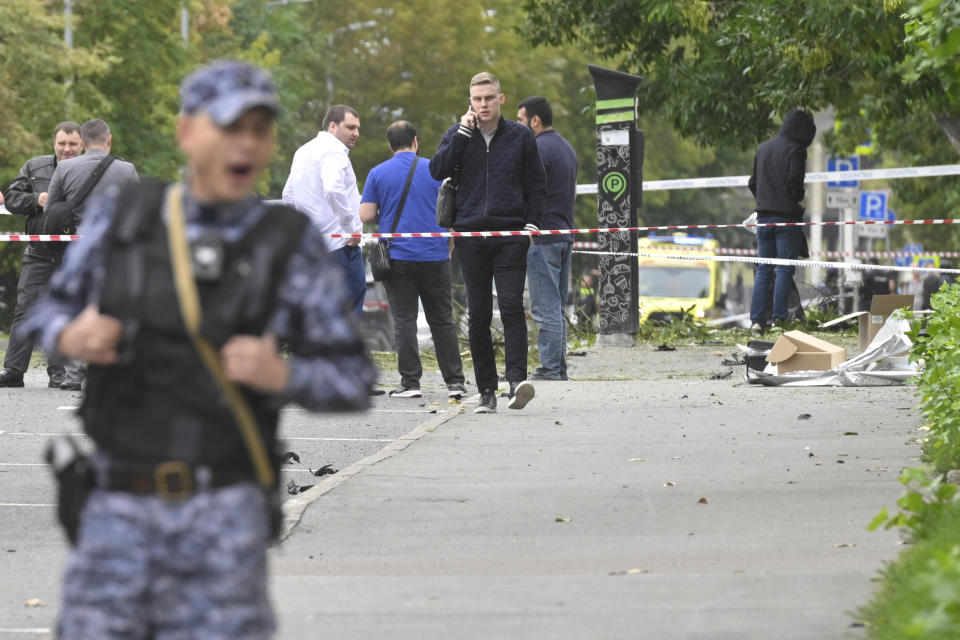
[100,461,256,501]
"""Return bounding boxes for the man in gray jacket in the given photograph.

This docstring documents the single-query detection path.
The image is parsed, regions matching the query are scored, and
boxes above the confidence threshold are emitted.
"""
[0,121,83,389]
[45,118,140,389]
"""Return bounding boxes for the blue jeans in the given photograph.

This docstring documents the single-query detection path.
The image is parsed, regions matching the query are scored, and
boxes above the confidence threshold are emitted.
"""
[333,245,366,318]
[527,242,571,379]
[750,217,805,325]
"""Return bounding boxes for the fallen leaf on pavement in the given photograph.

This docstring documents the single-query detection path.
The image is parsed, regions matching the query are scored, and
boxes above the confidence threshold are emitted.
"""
[626,568,649,574]
[713,351,724,356]
[24,599,46,607]
[834,543,856,548]
[797,413,812,420]
[843,431,859,436]
[664,481,676,487]
[555,517,571,523]
[655,344,677,352]
[698,497,709,504]
[310,464,338,477]
[628,458,646,462]
[281,451,301,464]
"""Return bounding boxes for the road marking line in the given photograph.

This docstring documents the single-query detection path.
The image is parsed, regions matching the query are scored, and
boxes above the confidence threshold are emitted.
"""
[0,630,53,635]
[0,432,87,437]
[0,503,56,507]
[283,437,394,442]
[57,405,79,410]
[0,463,46,467]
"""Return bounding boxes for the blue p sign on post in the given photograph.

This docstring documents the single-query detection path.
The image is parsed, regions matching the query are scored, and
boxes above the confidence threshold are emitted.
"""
[828,156,859,187]
[859,191,888,220]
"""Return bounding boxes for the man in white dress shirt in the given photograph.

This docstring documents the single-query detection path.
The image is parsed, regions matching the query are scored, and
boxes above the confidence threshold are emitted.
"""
[283,105,365,316]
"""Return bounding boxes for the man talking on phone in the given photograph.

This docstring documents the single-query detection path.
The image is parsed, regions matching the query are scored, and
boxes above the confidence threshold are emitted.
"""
[430,71,546,414]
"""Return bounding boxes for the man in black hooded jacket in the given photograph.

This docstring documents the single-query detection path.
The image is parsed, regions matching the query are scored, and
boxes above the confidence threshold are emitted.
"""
[748,108,816,330]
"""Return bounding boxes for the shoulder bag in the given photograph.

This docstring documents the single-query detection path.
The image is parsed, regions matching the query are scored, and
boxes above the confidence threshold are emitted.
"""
[370,156,419,281]
[41,155,116,235]
[435,167,457,229]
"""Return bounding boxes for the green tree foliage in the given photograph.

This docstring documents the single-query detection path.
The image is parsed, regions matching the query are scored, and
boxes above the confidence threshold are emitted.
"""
[73,0,188,180]
[0,0,109,187]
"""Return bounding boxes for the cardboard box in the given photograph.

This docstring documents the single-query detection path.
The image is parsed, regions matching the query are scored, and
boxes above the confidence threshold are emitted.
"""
[819,294,915,353]
[766,330,847,374]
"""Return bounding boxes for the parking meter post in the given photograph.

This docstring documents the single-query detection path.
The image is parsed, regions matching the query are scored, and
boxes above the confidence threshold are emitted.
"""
[589,64,643,341]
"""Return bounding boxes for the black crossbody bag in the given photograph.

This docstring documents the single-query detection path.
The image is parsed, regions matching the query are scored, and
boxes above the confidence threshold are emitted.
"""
[370,156,419,281]
[40,155,116,235]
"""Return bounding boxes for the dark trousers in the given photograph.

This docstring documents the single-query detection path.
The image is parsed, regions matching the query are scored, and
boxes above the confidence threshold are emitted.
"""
[454,237,528,391]
[384,259,464,389]
[4,251,65,377]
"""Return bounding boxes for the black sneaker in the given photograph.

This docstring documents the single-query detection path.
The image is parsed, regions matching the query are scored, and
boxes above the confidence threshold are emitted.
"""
[389,385,422,398]
[447,383,467,400]
[529,372,566,381]
[48,374,66,388]
[59,381,82,391]
[508,380,535,410]
[0,369,24,388]
[474,389,497,413]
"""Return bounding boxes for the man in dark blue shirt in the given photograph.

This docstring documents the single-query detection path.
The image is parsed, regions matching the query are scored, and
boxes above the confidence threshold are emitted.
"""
[517,96,578,381]
[360,121,466,400]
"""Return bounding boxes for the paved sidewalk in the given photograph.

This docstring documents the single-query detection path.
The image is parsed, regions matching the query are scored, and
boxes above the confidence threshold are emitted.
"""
[271,345,920,639]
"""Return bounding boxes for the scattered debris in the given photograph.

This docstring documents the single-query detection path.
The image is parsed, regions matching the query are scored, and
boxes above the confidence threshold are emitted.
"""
[568,351,587,357]
[24,599,46,607]
[628,458,646,462]
[698,497,709,505]
[310,464,338,477]
[713,351,724,356]
[797,413,812,420]
[833,543,856,548]
[663,481,676,487]
[281,451,301,464]
[843,431,859,436]
[710,369,733,380]
[655,344,677,352]
[286,479,315,495]
[555,517,571,523]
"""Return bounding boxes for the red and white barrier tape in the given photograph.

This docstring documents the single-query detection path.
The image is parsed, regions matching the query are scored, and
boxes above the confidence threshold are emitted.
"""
[573,250,960,275]
[572,241,960,259]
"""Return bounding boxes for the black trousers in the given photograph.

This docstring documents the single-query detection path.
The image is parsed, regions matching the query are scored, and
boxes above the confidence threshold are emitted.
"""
[4,250,65,377]
[454,237,528,391]
[383,259,464,389]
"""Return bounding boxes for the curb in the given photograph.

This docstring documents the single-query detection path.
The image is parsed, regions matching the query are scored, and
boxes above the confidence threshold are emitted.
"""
[279,401,466,540]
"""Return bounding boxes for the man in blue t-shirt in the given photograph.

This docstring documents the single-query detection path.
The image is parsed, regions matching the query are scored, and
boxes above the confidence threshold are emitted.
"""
[360,121,466,399]
[517,96,578,381]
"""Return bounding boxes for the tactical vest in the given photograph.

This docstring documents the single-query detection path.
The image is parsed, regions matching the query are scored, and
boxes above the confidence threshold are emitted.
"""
[81,181,309,470]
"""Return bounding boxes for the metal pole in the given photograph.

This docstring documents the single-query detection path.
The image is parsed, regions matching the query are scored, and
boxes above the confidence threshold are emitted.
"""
[181,4,189,47]
[64,0,73,48]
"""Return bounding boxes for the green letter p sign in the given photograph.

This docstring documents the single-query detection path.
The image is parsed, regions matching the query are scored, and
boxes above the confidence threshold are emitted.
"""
[602,171,628,201]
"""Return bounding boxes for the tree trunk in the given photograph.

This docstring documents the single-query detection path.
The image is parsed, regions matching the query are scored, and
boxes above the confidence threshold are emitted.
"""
[934,114,960,156]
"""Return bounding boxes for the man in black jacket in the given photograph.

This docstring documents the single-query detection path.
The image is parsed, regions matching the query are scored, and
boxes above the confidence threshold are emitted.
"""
[430,71,546,413]
[748,108,816,331]
[0,121,82,388]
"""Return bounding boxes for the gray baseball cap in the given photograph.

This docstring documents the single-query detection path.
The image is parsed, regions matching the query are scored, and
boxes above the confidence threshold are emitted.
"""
[180,59,279,126]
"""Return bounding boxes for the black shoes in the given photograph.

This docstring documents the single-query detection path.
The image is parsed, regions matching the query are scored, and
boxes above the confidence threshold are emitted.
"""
[60,381,82,391]
[48,374,65,388]
[0,369,24,388]
[474,389,497,414]
[389,385,422,398]
[507,380,535,410]
[529,372,567,381]
[447,383,467,400]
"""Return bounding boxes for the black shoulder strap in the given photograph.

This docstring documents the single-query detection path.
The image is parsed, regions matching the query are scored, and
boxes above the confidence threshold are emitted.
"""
[388,156,419,237]
[67,155,116,209]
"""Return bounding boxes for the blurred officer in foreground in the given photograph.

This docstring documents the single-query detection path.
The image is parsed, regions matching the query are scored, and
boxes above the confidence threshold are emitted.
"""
[26,59,374,638]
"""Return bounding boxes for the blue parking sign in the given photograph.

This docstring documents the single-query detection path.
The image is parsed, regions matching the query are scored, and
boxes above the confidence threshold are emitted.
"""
[828,156,859,187]
[859,191,887,220]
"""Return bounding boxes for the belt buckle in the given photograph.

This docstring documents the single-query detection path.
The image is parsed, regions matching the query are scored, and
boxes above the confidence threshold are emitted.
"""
[154,461,193,501]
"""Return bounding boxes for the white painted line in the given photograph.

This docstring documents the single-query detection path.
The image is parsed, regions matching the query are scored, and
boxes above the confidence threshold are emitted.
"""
[0,630,53,635]
[0,432,87,437]
[0,463,47,467]
[57,405,79,411]
[371,409,447,414]
[0,503,56,508]
[284,437,394,442]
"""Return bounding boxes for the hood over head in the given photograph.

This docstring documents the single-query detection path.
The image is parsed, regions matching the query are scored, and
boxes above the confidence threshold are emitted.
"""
[778,108,816,146]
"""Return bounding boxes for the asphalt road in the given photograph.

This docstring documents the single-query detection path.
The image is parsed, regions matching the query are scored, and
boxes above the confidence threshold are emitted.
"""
[0,362,453,637]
